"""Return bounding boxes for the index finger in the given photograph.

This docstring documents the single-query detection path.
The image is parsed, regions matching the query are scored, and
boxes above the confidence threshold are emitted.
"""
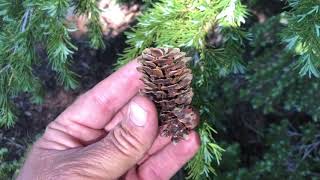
[56,60,143,129]
[137,131,200,180]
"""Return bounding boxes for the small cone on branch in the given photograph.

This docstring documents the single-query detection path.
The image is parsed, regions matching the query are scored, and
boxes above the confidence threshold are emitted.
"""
[137,48,199,143]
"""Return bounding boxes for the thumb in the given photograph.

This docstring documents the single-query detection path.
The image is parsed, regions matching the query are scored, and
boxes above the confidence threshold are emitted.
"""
[81,96,158,179]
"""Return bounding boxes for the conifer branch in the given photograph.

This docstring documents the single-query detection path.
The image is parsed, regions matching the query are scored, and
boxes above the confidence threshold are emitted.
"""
[73,0,105,49]
[116,0,248,74]
[116,0,248,178]
[21,8,32,32]
[282,0,320,77]
[186,122,224,179]
[0,0,105,127]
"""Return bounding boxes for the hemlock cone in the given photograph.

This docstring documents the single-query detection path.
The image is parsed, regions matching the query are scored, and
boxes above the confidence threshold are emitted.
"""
[137,48,198,143]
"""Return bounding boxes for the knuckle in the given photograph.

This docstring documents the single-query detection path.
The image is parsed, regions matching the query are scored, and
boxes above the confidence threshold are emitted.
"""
[47,121,65,134]
[181,133,201,155]
[90,90,117,115]
[138,160,165,180]
[109,123,145,158]
[90,90,109,107]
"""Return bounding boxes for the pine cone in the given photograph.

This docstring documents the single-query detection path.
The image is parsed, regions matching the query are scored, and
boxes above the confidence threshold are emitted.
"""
[137,48,199,143]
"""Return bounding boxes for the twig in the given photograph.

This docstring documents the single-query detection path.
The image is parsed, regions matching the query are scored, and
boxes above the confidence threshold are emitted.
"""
[242,120,264,137]
[0,64,11,74]
[287,130,302,137]
[299,141,320,160]
[21,8,32,33]
[12,8,33,53]
[1,137,26,150]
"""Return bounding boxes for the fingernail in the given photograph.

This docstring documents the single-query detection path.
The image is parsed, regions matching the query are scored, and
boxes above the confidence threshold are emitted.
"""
[129,101,147,127]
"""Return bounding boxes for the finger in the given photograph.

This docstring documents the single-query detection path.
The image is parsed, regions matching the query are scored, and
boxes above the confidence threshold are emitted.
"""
[56,59,143,130]
[73,96,158,179]
[137,135,171,165]
[147,135,171,155]
[38,119,107,150]
[137,131,200,180]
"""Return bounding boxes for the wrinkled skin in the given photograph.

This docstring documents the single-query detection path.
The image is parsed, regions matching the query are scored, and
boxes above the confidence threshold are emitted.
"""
[17,60,200,180]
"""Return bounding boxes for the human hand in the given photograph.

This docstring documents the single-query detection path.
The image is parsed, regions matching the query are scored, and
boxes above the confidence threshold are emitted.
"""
[17,60,200,180]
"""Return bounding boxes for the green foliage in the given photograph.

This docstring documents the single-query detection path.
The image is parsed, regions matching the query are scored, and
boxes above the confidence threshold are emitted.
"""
[241,13,320,121]
[73,0,105,49]
[116,0,156,3]
[186,123,224,179]
[0,0,104,127]
[116,0,248,70]
[0,148,22,179]
[242,49,320,120]
[216,120,320,180]
[282,0,320,77]
[212,1,320,178]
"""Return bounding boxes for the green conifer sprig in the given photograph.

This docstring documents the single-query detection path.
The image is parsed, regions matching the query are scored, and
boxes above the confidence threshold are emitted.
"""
[0,4,41,127]
[0,0,104,127]
[73,0,105,49]
[282,0,320,77]
[116,0,249,71]
[116,0,248,178]
[186,122,224,179]
[40,0,79,89]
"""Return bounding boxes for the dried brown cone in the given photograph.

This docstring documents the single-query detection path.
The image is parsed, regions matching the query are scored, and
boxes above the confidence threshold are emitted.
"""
[137,48,199,143]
